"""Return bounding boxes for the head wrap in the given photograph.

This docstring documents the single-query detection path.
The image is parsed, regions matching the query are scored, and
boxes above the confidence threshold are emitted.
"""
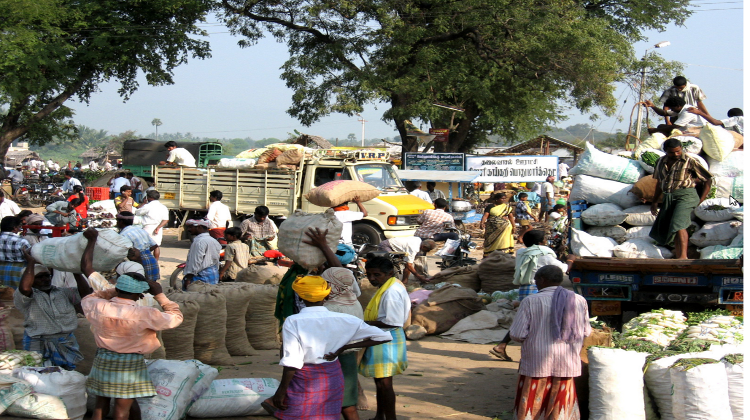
[26,214,45,224]
[332,204,350,211]
[116,261,145,276]
[115,274,150,294]
[292,275,331,302]
[335,244,356,265]
[322,267,359,306]
[185,218,211,228]
[33,265,50,276]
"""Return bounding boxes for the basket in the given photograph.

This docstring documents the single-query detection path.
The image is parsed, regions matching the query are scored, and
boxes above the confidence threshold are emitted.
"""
[85,187,109,201]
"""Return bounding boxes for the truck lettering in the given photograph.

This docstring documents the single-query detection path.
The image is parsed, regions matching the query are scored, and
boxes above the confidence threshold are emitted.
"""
[653,276,698,285]
[722,277,743,285]
[599,274,634,282]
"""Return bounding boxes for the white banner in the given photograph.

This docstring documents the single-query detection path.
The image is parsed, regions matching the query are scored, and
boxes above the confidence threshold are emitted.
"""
[465,155,559,182]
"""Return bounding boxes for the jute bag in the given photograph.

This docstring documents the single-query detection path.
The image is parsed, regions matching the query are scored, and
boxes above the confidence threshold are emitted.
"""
[161,299,200,361]
[477,251,516,294]
[167,290,233,365]
[410,286,485,335]
[244,284,281,350]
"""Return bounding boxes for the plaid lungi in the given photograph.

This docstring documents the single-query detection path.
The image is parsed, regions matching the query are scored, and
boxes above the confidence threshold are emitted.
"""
[192,266,219,285]
[0,261,26,289]
[275,360,344,420]
[518,284,538,301]
[359,328,408,378]
[139,250,160,283]
[23,332,83,370]
[86,348,156,399]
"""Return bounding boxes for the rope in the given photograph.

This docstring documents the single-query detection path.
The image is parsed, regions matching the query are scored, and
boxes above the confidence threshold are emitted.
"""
[625,102,653,151]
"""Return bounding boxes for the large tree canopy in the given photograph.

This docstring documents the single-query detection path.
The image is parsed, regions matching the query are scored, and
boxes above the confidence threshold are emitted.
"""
[0,0,212,167]
[220,0,690,153]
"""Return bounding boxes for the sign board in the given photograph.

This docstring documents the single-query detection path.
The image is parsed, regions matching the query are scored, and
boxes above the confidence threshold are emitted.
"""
[465,155,558,182]
[429,128,450,143]
[403,153,464,171]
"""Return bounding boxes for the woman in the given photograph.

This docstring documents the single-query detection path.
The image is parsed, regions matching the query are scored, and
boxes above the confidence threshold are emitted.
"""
[480,193,515,255]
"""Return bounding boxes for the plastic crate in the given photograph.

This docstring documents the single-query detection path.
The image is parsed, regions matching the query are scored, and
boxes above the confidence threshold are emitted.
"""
[86,187,110,201]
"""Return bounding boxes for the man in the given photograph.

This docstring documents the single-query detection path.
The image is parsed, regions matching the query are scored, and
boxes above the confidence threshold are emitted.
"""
[541,176,555,223]
[378,237,436,284]
[0,216,31,288]
[509,265,590,419]
[262,275,392,419]
[414,198,457,242]
[135,190,170,256]
[645,97,707,136]
[558,161,570,179]
[103,160,112,171]
[359,256,410,420]
[108,172,130,199]
[332,196,368,245]
[126,172,144,202]
[159,141,197,167]
[22,213,53,246]
[0,191,21,220]
[15,240,92,370]
[408,182,432,204]
[206,190,232,243]
[57,170,82,194]
[51,161,61,173]
[7,165,25,195]
[686,107,744,136]
[117,211,160,282]
[81,228,183,420]
[240,205,278,256]
[425,182,445,202]
[655,76,709,124]
[46,158,54,170]
[182,218,222,289]
[45,199,79,228]
[650,138,712,259]
[88,160,99,171]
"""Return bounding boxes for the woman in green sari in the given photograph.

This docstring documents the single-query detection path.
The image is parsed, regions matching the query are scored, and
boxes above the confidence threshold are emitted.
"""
[480,193,515,256]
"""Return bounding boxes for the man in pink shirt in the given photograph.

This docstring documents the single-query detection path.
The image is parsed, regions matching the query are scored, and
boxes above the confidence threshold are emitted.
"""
[79,228,183,420]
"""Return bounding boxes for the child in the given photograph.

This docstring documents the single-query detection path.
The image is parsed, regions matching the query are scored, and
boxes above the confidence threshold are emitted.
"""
[220,227,251,281]
[548,204,568,233]
[115,185,139,213]
[515,193,537,244]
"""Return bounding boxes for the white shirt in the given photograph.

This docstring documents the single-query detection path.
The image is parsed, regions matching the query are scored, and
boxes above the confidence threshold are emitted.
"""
[61,177,82,193]
[52,163,60,172]
[672,106,706,130]
[166,148,197,167]
[207,201,232,230]
[659,82,707,110]
[88,161,99,171]
[334,211,364,245]
[280,306,391,369]
[549,212,563,221]
[721,116,744,135]
[46,160,54,168]
[0,199,21,219]
[542,182,554,200]
[385,236,422,263]
[103,162,112,171]
[110,176,129,193]
[409,189,433,204]
[558,162,569,177]
[135,200,170,227]
[377,281,411,328]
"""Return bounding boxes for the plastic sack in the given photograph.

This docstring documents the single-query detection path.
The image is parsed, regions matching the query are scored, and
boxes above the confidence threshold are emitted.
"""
[694,198,742,222]
[625,226,652,240]
[137,359,201,420]
[235,148,268,159]
[623,205,656,226]
[217,158,257,169]
[670,359,732,420]
[613,238,673,259]
[184,360,219,414]
[698,245,743,260]
[569,142,645,184]
[571,228,617,257]
[581,203,626,226]
[588,348,648,420]
[31,229,131,274]
[303,180,380,208]
[5,393,68,419]
[569,175,641,209]
[664,136,703,155]
[723,356,743,420]
[700,123,735,161]
[13,367,86,420]
[729,231,743,247]
[732,207,743,221]
[586,226,627,243]
[277,209,343,270]
[644,352,719,420]
[0,375,32,415]
[187,378,280,418]
[707,151,743,178]
[713,177,744,204]
[435,239,460,257]
[635,148,664,174]
[689,221,742,247]
[634,132,667,157]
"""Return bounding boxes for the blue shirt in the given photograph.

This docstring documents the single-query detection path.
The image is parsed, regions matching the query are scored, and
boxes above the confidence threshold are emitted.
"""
[516,201,534,220]
[120,225,157,252]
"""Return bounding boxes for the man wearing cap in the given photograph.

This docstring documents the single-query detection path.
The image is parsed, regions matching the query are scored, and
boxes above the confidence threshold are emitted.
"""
[116,211,160,282]
[262,275,392,419]
[182,218,222,290]
[14,232,94,370]
[80,228,183,420]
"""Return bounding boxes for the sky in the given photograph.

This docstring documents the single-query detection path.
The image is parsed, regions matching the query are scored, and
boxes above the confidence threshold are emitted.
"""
[69,3,745,142]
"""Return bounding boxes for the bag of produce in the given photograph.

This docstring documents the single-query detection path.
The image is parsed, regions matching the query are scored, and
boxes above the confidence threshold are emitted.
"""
[622,309,687,346]
[707,151,743,177]
[645,351,719,420]
[623,205,656,226]
[625,226,652,240]
[570,175,641,209]
[31,229,131,274]
[187,378,280,418]
[722,354,743,420]
[586,225,627,243]
[571,228,617,257]
[713,176,744,204]
[569,142,645,183]
[304,180,380,207]
[613,238,673,259]
[694,198,742,222]
[670,358,732,420]
[699,245,744,260]
[277,209,343,270]
[581,203,627,226]
[633,132,667,156]
[689,221,742,247]
[635,148,665,174]
[588,348,648,420]
[700,123,735,161]
[13,367,86,420]
[629,175,660,204]
[664,136,703,154]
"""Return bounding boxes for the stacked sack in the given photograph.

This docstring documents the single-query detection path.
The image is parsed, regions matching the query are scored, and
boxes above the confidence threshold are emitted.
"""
[221,143,312,170]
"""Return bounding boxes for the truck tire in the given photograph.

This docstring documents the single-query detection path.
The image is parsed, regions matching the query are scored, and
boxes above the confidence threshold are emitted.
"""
[352,223,384,246]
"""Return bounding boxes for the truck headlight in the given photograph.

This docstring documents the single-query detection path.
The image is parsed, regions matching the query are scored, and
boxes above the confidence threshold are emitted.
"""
[387,216,410,226]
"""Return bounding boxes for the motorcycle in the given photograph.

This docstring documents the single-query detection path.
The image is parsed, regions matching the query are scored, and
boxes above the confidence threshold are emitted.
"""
[436,222,478,270]
[14,182,64,207]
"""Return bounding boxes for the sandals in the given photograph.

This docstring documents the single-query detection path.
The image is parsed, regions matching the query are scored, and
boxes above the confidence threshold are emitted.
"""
[489,349,513,362]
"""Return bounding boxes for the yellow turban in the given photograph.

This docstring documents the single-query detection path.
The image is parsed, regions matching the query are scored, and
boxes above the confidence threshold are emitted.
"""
[292,275,331,302]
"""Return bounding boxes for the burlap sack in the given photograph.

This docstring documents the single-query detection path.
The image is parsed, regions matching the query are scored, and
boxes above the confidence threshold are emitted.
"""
[580,328,613,364]
[629,175,662,203]
[244,284,280,350]
[410,286,485,335]
[276,149,305,166]
[477,251,516,294]
[730,130,743,150]
[167,290,233,365]
[303,180,380,208]
[577,327,613,420]
[254,162,277,170]
[429,265,480,291]
[277,209,343,270]
[187,282,258,356]
[161,299,200,361]
[74,317,97,375]
[236,263,288,285]
[256,148,283,164]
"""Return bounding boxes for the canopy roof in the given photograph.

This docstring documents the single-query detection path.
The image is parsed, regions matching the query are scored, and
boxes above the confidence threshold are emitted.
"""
[5,150,40,165]
[396,169,479,183]
[491,135,583,160]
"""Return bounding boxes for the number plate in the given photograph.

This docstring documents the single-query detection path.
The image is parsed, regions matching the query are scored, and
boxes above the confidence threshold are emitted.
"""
[591,300,622,316]
[725,304,743,317]
[163,192,176,200]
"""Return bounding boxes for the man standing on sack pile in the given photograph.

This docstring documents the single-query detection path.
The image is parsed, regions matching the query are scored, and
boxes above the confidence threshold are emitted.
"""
[80,228,184,420]
[116,211,160,282]
[135,190,170,260]
[182,218,221,290]
[649,137,712,259]
[241,205,279,256]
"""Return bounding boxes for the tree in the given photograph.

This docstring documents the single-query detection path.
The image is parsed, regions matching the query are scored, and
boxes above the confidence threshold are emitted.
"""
[152,119,164,140]
[0,0,212,166]
[219,0,690,157]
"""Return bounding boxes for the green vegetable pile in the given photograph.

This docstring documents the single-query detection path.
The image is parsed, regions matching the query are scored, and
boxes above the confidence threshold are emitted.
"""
[640,152,661,167]
[670,357,719,371]
[721,354,743,365]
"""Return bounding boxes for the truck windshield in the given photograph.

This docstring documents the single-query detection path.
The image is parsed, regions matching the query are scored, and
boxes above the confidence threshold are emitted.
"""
[350,164,405,191]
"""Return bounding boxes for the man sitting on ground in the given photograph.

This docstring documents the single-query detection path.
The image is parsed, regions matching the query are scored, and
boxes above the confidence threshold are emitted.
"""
[378,237,436,284]
[240,206,278,256]
[414,198,457,242]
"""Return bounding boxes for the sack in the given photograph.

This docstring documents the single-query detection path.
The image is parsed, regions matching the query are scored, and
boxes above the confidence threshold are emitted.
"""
[410,286,485,335]
[630,176,661,204]
[588,348,648,420]
[665,136,703,154]
[644,352,715,420]
[698,245,743,260]
[187,360,219,413]
[161,299,200,361]
[623,205,657,226]
[700,123,736,161]
[570,175,641,209]
[586,226,627,243]
[137,359,201,420]
[256,148,283,164]
[5,393,68,419]
[569,142,644,183]
[613,239,673,259]
[626,226,652,240]
[0,381,32,414]
[13,367,86,420]
[217,158,257,169]
[713,176,744,204]
[634,132,667,156]
[689,221,742,247]
[166,290,233,366]
[476,251,516,294]
[434,239,460,257]
[236,148,269,159]
[708,151,743,178]
[187,282,257,357]
[635,148,665,174]
[275,149,306,166]
[580,329,613,364]
[694,198,742,222]
[187,378,280,418]
[429,265,480,291]
[31,229,130,273]
[244,284,280,350]
[235,263,288,284]
[571,228,617,257]
[277,209,343,270]
[687,153,710,174]
[303,180,380,208]
[581,203,627,226]
[730,130,743,149]
[670,359,732,420]
[723,356,743,420]
[0,308,14,352]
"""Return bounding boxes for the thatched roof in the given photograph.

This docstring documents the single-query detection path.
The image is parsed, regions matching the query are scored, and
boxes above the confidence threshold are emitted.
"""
[293,134,333,149]
[5,150,40,166]
[498,135,583,155]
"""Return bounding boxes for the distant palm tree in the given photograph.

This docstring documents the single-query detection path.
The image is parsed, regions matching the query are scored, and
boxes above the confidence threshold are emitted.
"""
[152,118,163,140]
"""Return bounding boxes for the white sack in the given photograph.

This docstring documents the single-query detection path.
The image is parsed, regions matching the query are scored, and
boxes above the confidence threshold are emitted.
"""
[187,378,280,418]
[13,367,86,420]
[571,228,617,257]
[217,158,258,169]
[694,198,742,222]
[707,151,743,177]
[613,238,673,259]
[569,142,645,183]
[644,352,719,420]
[277,209,343,270]
[31,229,131,274]
[670,360,732,420]
[569,175,641,209]
[186,360,219,412]
[5,393,68,419]
[698,245,743,260]
[581,203,626,226]
[723,358,743,420]
[626,226,653,240]
[586,226,628,243]
[664,136,703,154]
[714,177,744,204]
[689,221,742,247]
[137,359,201,420]
[588,348,648,420]
[623,205,656,226]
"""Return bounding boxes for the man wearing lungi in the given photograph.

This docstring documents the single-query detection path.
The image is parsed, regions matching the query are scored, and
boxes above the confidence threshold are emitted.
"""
[182,218,222,289]
[116,211,160,282]
[360,256,410,420]
[263,275,391,420]
[649,138,712,259]
[80,228,183,420]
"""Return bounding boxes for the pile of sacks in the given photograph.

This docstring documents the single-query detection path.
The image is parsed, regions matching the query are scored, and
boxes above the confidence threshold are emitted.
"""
[569,134,743,259]
[218,143,312,170]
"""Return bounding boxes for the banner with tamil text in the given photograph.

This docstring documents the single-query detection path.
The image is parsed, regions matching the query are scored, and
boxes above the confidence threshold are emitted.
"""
[465,155,558,182]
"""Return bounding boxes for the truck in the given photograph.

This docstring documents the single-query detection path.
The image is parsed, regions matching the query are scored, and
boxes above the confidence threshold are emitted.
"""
[151,148,434,244]
[122,139,224,178]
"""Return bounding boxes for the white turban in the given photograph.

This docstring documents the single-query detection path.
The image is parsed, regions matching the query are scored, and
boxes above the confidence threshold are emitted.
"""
[116,261,145,276]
